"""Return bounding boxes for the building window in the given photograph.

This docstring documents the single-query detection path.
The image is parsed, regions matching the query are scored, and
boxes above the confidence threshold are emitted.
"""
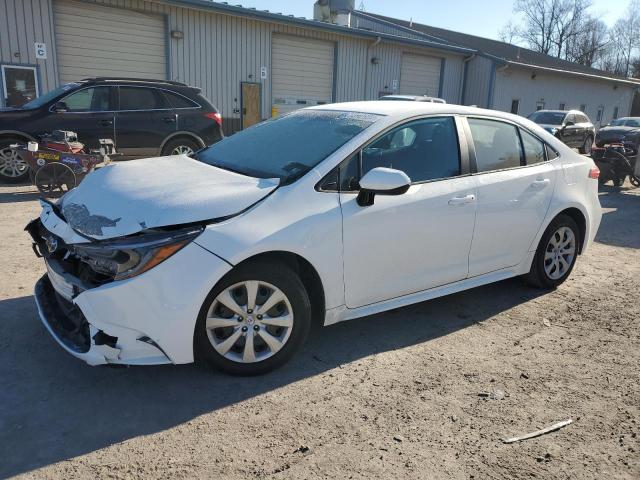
[1,64,39,108]
[596,106,604,123]
[536,101,545,111]
[559,102,566,110]
[580,104,586,112]
[510,99,520,115]
[613,107,619,119]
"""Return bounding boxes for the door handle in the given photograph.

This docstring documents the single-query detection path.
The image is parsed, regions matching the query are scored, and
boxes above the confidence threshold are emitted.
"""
[100,119,113,126]
[448,194,476,206]
[531,179,550,189]
[163,116,176,123]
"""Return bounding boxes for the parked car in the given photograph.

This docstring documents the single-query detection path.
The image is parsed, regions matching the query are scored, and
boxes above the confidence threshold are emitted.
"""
[27,102,602,375]
[0,77,223,183]
[528,110,595,154]
[380,94,446,103]
[595,117,640,149]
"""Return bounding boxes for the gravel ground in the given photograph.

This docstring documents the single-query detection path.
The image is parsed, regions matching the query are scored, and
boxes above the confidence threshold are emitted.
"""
[0,182,638,480]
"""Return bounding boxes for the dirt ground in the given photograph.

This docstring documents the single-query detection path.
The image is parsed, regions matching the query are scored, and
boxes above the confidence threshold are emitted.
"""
[0,181,638,480]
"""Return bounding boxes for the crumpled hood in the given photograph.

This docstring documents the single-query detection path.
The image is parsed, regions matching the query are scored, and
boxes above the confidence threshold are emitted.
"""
[597,126,639,136]
[59,155,278,240]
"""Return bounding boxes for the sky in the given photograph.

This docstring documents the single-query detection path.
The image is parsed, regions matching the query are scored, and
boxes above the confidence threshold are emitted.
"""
[230,0,632,41]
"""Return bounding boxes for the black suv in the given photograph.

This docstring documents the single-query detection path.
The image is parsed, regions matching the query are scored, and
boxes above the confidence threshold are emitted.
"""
[527,110,595,154]
[0,78,223,182]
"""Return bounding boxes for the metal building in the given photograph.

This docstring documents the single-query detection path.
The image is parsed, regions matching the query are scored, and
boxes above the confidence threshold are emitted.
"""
[352,11,640,127]
[2,0,637,135]
[0,0,473,133]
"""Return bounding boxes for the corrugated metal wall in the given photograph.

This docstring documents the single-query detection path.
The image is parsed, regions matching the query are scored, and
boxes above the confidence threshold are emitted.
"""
[0,0,58,98]
[462,55,493,107]
[492,66,636,125]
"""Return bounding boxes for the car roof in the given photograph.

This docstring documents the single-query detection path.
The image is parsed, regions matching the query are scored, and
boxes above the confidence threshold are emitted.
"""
[535,109,585,115]
[379,95,445,102]
[308,101,517,120]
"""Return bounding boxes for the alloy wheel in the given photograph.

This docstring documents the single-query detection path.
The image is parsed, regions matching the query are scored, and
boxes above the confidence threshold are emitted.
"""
[205,280,294,363]
[0,146,29,178]
[544,226,576,280]
[171,145,195,156]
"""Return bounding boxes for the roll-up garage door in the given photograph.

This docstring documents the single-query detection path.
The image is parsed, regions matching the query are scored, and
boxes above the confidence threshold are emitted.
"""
[399,53,441,97]
[54,0,167,83]
[271,35,334,116]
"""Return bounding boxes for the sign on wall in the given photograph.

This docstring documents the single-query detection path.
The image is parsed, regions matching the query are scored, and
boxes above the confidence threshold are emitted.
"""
[35,43,47,60]
[260,66,268,80]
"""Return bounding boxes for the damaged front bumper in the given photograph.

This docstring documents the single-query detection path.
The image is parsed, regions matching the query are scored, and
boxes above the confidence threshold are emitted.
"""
[28,207,233,366]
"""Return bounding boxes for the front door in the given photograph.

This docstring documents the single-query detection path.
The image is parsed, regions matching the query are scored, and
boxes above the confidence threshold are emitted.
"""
[1,65,39,107]
[48,85,116,150]
[242,83,261,129]
[465,118,557,276]
[340,116,477,308]
[115,86,177,158]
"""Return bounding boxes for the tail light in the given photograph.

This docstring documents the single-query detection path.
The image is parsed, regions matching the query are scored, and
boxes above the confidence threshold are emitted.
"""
[588,167,600,179]
[204,112,222,127]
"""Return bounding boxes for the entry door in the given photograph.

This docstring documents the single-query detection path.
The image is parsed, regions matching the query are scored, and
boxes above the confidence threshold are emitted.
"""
[1,65,39,107]
[340,116,477,309]
[242,83,261,129]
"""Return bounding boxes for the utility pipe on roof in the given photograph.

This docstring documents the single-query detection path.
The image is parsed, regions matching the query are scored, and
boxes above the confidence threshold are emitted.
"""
[364,36,382,100]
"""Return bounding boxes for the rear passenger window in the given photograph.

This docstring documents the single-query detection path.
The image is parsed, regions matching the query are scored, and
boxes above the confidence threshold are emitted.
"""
[119,87,167,111]
[163,90,199,109]
[520,129,546,165]
[361,117,460,183]
[468,118,522,172]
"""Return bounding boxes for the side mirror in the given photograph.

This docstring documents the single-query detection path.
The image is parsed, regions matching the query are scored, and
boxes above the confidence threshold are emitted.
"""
[563,120,574,128]
[52,101,68,113]
[356,167,411,207]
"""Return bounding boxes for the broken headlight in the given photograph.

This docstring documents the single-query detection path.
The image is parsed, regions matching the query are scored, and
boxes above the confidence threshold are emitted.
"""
[72,226,204,281]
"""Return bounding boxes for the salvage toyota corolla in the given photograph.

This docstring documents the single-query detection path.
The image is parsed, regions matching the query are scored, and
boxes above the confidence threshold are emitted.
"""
[27,102,602,375]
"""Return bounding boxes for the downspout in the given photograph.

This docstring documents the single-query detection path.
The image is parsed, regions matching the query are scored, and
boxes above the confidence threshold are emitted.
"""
[364,36,382,100]
[461,53,476,105]
[488,63,509,110]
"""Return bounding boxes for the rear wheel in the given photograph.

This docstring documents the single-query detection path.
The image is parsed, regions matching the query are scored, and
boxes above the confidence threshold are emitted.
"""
[194,261,312,375]
[0,137,30,183]
[34,162,76,198]
[579,135,593,155]
[161,137,200,157]
[522,215,580,289]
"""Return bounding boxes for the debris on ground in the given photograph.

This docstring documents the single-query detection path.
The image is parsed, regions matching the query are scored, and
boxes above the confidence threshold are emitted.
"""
[502,419,573,444]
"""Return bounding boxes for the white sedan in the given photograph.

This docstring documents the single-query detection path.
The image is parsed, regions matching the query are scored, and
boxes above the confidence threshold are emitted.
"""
[28,102,602,375]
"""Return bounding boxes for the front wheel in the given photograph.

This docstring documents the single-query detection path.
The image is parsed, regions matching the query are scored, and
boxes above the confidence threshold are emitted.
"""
[0,138,30,183]
[194,261,312,375]
[522,215,580,289]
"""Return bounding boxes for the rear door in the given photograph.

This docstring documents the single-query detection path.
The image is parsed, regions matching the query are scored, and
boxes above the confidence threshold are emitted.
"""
[562,113,580,147]
[49,86,117,150]
[115,86,177,158]
[465,117,557,276]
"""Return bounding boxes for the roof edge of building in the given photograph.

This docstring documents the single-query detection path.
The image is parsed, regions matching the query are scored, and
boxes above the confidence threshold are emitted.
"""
[159,0,475,55]
[504,61,640,87]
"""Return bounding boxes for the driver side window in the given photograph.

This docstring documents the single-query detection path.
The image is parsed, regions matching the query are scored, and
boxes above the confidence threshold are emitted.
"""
[360,117,461,184]
[61,87,113,112]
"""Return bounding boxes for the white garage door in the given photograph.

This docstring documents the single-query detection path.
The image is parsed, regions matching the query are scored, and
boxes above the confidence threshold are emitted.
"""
[272,35,334,116]
[400,53,441,97]
[54,0,167,83]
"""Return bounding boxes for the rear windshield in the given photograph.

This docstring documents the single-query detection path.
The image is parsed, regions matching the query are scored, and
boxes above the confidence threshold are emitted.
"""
[528,111,566,125]
[611,118,640,127]
[195,110,381,183]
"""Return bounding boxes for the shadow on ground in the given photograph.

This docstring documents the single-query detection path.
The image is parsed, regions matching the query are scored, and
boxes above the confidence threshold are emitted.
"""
[0,278,544,477]
[0,189,41,204]
[596,186,640,249]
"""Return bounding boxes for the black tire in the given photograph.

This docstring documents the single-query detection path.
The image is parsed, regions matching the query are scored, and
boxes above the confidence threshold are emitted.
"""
[194,260,312,376]
[579,135,593,155]
[0,137,30,183]
[161,137,200,157]
[630,175,640,188]
[521,214,580,289]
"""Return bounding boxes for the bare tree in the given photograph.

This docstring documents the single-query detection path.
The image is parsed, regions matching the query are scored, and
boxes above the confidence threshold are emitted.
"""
[610,0,640,77]
[565,18,609,67]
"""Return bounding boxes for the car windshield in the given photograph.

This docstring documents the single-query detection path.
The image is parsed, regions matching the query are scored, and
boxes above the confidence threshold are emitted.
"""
[195,110,381,183]
[611,118,640,127]
[528,111,567,125]
[20,83,81,109]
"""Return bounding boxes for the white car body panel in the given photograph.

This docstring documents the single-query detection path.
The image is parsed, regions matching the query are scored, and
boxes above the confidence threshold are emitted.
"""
[60,155,279,240]
[33,101,602,366]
